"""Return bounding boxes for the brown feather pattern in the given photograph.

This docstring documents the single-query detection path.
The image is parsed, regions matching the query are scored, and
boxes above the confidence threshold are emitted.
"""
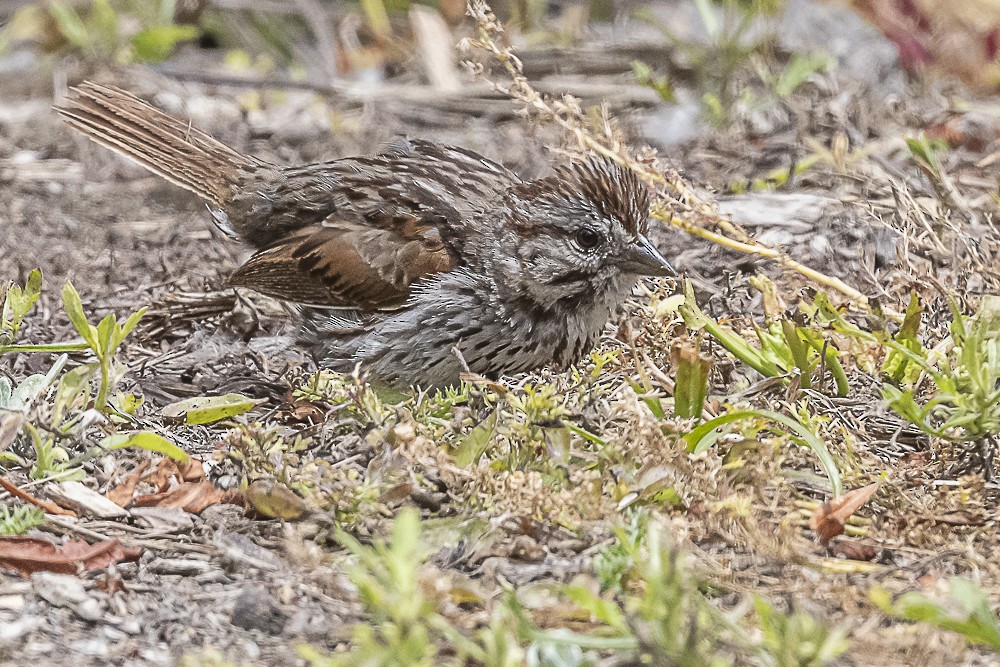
[54,82,259,207]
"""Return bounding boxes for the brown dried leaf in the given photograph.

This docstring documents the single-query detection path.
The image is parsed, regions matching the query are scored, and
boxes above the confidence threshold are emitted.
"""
[105,459,151,507]
[144,456,205,492]
[809,483,879,544]
[177,457,206,482]
[377,482,414,506]
[94,571,128,596]
[279,400,327,424]
[131,481,228,514]
[828,540,877,561]
[0,412,24,451]
[0,536,141,577]
[146,457,182,492]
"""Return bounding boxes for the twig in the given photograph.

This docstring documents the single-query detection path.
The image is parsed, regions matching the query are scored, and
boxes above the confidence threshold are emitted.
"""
[0,476,76,516]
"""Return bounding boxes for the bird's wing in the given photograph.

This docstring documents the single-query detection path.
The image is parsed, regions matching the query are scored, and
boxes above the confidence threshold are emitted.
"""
[228,216,456,309]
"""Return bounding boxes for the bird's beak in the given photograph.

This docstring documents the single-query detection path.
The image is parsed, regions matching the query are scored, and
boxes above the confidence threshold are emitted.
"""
[620,235,674,277]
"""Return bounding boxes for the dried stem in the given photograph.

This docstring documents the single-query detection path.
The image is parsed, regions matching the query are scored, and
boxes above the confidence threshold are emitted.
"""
[463,0,874,313]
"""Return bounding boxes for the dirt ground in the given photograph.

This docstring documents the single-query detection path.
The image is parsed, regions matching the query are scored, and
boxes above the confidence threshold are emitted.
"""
[3,2,1000,665]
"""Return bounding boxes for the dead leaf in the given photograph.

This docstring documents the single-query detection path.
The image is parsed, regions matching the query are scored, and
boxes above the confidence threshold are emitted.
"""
[279,400,327,424]
[925,115,996,152]
[94,571,128,596]
[47,482,127,519]
[0,412,24,451]
[105,460,151,507]
[132,480,231,514]
[828,540,877,561]
[917,572,940,587]
[377,482,413,506]
[0,536,140,577]
[809,483,879,544]
[144,456,205,493]
[247,480,308,520]
[145,457,182,492]
[0,476,76,517]
[177,457,205,482]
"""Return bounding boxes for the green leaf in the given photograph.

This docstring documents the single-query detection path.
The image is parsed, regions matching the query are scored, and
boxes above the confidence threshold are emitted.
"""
[564,585,629,635]
[131,25,198,62]
[883,293,925,385]
[0,378,12,409]
[872,578,1000,649]
[101,431,189,462]
[564,421,607,446]
[627,378,666,419]
[780,319,812,388]
[161,393,266,425]
[3,268,42,330]
[47,0,91,49]
[113,392,144,416]
[89,0,119,53]
[905,133,947,179]
[359,0,391,37]
[684,409,842,496]
[679,280,781,378]
[773,52,833,97]
[61,282,97,351]
[672,342,711,420]
[453,409,497,467]
[114,307,147,349]
[96,313,116,358]
[632,60,676,102]
[8,367,61,413]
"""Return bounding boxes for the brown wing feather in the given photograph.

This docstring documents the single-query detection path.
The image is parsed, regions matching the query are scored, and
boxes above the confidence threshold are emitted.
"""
[228,219,454,309]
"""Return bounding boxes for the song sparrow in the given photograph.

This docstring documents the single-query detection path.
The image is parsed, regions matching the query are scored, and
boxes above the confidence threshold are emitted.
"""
[56,82,673,387]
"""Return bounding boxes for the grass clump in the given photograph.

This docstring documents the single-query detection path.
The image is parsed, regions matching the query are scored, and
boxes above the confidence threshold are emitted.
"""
[0,504,46,535]
[872,578,1000,650]
[881,296,1000,477]
[1,269,155,479]
[300,508,848,666]
[4,0,197,64]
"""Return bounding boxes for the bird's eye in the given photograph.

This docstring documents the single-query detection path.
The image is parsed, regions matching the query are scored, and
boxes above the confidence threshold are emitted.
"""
[575,227,602,250]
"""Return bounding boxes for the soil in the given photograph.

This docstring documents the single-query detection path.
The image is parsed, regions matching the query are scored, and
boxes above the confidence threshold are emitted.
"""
[2,4,1000,666]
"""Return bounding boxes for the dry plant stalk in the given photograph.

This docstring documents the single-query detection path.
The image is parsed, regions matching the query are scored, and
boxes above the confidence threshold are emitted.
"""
[462,0,872,312]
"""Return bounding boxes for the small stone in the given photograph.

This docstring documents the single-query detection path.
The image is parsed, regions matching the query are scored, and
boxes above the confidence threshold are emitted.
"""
[69,637,109,657]
[24,639,54,655]
[120,619,142,635]
[138,647,173,666]
[32,572,103,621]
[809,234,832,255]
[215,531,287,571]
[392,421,416,443]
[230,587,287,634]
[0,594,25,611]
[0,615,43,642]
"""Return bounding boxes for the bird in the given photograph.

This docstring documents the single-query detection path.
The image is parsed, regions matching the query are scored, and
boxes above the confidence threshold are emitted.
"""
[55,81,673,387]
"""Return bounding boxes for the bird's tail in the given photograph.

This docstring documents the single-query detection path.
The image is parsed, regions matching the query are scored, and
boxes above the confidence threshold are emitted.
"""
[55,81,257,208]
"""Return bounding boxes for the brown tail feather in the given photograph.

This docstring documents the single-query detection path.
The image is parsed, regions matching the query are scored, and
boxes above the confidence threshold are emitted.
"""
[55,82,257,207]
